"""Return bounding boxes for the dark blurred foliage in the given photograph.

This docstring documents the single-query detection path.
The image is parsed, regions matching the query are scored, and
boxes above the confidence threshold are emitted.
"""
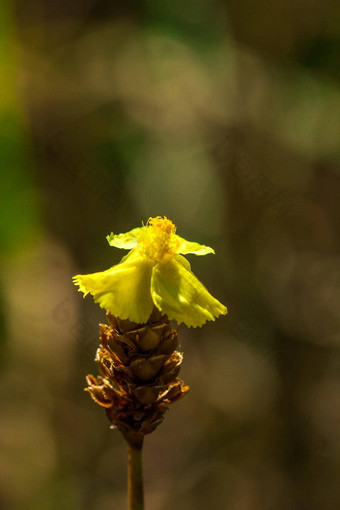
[0,0,340,509]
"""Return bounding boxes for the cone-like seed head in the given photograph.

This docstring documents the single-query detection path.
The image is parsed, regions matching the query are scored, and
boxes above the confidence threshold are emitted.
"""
[86,310,189,447]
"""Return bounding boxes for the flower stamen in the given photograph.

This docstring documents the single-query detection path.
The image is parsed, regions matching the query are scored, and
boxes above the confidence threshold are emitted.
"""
[139,216,179,262]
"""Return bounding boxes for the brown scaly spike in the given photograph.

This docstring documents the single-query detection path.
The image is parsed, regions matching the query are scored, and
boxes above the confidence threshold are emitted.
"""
[85,308,189,448]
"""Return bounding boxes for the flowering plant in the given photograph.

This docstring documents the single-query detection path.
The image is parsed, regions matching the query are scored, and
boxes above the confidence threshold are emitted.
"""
[73,216,227,327]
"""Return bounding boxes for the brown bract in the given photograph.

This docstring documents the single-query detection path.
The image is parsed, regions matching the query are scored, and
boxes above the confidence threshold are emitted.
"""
[85,309,189,448]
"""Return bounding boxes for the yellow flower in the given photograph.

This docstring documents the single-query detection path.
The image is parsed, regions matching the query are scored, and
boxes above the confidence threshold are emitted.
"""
[73,216,227,327]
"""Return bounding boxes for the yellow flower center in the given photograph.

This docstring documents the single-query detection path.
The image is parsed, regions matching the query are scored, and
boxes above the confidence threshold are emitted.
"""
[138,216,179,262]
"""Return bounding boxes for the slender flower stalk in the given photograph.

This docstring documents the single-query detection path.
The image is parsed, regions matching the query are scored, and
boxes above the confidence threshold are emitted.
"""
[73,216,227,509]
[128,443,144,510]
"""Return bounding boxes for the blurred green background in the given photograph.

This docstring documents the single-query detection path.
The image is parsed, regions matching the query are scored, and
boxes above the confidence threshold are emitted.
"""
[1,1,340,509]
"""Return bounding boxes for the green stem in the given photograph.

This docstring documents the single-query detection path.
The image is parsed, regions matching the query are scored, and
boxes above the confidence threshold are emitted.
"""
[128,442,144,510]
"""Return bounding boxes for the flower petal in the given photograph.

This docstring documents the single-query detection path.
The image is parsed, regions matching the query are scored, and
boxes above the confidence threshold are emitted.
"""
[175,235,215,256]
[151,255,227,327]
[106,227,145,250]
[73,256,154,323]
